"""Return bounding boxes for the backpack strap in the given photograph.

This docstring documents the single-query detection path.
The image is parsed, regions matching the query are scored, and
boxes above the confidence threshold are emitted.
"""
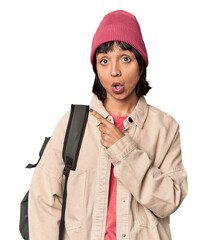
[59,104,89,240]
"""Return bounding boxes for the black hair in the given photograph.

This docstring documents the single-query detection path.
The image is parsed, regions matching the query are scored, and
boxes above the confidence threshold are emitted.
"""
[92,41,152,103]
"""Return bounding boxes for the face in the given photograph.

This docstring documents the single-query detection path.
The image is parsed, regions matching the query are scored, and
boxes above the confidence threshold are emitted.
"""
[96,43,140,103]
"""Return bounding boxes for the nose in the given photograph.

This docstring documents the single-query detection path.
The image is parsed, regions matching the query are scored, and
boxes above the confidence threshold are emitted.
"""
[111,61,121,77]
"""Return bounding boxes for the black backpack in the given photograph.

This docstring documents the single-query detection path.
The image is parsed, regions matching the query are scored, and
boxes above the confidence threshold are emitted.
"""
[19,104,89,240]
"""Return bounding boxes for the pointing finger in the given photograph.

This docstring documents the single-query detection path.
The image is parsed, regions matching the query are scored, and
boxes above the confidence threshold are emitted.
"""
[89,108,111,126]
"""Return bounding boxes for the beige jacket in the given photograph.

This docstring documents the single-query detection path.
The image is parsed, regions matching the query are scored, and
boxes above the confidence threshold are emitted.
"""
[28,94,188,240]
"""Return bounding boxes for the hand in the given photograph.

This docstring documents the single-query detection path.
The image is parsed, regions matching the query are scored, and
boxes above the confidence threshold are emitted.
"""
[89,108,125,149]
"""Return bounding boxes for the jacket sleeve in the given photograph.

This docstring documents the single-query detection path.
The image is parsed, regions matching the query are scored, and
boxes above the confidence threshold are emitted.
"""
[28,111,70,240]
[105,121,188,219]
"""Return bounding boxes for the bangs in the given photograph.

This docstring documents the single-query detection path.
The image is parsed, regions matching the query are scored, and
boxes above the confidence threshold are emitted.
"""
[96,41,133,54]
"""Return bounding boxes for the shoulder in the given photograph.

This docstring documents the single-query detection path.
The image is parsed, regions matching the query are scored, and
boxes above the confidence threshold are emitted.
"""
[49,110,71,145]
[57,110,71,129]
[147,103,179,131]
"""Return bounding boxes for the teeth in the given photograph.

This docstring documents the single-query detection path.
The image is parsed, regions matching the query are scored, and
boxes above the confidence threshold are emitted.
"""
[115,86,120,89]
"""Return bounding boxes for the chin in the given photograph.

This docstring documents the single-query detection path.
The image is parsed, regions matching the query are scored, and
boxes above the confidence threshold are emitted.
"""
[112,94,129,101]
[107,90,134,100]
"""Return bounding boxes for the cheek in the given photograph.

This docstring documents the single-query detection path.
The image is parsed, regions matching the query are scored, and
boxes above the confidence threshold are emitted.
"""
[124,67,140,86]
[97,69,109,87]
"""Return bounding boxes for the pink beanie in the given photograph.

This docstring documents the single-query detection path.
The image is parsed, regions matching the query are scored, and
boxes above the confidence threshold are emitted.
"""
[90,10,148,67]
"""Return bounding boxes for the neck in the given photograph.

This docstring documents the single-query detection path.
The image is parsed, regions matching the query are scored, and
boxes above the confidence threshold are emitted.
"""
[103,94,139,117]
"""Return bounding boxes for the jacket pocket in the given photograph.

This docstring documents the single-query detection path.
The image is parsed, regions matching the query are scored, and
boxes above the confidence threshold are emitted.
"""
[64,169,86,231]
[133,199,158,228]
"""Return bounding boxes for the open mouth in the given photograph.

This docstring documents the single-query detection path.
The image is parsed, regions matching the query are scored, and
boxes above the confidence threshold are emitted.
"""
[112,82,124,94]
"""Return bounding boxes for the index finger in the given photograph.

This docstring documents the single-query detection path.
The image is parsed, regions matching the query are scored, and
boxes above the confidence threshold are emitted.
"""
[89,108,110,126]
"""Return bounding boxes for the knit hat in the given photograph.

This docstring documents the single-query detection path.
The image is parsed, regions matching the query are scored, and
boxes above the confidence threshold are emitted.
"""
[90,10,148,67]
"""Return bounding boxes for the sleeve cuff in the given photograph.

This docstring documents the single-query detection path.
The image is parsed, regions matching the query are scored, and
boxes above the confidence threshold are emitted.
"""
[105,134,137,164]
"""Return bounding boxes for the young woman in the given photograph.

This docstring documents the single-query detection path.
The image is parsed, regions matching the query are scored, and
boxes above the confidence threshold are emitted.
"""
[28,10,188,240]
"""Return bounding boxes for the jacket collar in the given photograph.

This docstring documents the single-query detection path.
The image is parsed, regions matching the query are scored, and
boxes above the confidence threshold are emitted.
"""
[89,94,149,129]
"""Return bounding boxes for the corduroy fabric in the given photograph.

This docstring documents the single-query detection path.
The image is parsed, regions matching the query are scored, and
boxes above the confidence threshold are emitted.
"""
[90,10,148,67]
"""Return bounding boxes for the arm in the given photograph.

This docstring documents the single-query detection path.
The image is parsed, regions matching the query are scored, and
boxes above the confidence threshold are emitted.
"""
[28,112,70,239]
[105,122,188,219]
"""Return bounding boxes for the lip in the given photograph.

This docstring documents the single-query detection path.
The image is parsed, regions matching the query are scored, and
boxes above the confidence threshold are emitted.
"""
[111,82,124,94]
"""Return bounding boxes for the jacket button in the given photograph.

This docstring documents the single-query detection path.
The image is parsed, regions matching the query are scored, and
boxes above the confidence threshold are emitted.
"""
[128,117,133,123]
[122,234,126,237]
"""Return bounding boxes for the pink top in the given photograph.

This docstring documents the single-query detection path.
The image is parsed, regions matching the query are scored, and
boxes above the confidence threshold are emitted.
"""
[104,113,128,240]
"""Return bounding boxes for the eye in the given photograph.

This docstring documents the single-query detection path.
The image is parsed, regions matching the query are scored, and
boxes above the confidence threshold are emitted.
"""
[122,56,131,63]
[100,59,108,65]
